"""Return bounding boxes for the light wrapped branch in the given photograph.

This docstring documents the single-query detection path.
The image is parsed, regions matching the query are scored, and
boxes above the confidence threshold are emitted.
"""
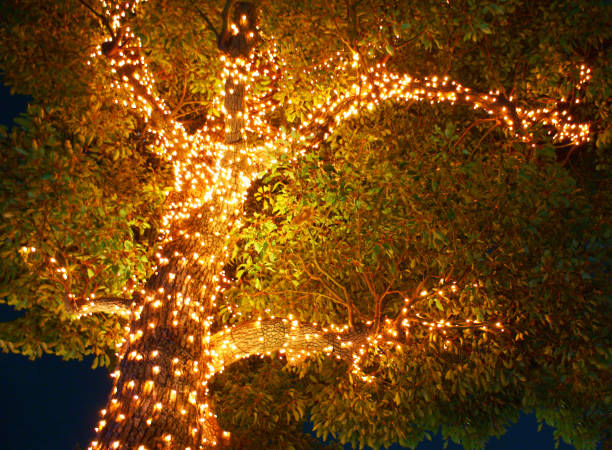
[299,64,591,148]
[66,296,133,317]
[205,290,508,379]
[208,318,371,373]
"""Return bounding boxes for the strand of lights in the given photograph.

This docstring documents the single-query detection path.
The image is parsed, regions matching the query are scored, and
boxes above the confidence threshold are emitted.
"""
[208,279,507,385]
[30,1,591,448]
[18,246,136,317]
[86,2,286,448]
[296,55,591,149]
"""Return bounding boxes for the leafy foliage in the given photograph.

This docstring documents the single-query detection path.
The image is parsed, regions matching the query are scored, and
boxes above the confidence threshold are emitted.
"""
[230,101,610,449]
[211,356,342,450]
[0,104,168,363]
[0,0,610,448]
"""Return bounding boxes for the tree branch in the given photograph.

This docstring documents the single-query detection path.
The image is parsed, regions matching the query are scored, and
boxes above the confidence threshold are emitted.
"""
[66,296,133,317]
[76,0,115,38]
[194,6,220,40]
[298,68,590,149]
[217,0,235,50]
[208,318,371,373]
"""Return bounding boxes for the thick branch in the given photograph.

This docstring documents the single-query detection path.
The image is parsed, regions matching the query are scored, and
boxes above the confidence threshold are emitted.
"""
[218,0,235,50]
[299,69,590,148]
[105,51,167,124]
[66,296,132,317]
[209,318,371,372]
[218,1,259,57]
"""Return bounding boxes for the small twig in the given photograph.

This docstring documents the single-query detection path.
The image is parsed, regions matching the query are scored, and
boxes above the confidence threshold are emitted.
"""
[194,6,220,39]
[560,145,578,167]
[452,118,495,151]
[76,0,115,38]
[474,121,500,152]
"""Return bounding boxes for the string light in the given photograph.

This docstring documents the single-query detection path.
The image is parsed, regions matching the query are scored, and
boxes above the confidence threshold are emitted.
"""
[11,1,591,448]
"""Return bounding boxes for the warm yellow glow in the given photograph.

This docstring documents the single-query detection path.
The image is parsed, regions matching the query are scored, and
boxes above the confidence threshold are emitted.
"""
[78,1,592,448]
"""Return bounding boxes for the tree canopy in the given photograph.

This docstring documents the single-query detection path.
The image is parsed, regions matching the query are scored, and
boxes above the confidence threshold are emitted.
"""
[0,0,610,449]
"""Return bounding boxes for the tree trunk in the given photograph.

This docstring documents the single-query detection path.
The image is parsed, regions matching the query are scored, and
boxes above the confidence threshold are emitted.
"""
[91,7,257,450]
[93,198,236,448]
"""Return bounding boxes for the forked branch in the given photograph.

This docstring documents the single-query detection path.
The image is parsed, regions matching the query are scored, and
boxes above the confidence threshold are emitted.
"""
[76,0,115,38]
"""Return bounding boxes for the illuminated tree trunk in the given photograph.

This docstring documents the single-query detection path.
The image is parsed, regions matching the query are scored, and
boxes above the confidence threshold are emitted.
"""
[93,204,234,448]
[93,5,259,448]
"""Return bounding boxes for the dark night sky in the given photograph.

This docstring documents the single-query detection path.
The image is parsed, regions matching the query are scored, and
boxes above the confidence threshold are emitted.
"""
[0,83,579,450]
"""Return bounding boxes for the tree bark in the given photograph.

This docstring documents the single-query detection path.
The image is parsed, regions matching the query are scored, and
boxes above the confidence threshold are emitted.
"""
[209,318,371,373]
[68,297,132,317]
[93,203,234,448]
[91,3,267,448]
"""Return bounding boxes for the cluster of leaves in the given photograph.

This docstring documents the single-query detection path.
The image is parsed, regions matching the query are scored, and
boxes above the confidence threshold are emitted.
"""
[222,3,611,446]
[0,0,610,448]
[0,0,178,364]
[261,0,612,128]
[0,105,168,364]
[130,0,226,125]
[228,100,611,449]
[210,355,343,450]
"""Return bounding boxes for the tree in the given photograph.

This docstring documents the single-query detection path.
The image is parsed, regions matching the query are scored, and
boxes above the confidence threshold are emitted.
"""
[0,0,610,448]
